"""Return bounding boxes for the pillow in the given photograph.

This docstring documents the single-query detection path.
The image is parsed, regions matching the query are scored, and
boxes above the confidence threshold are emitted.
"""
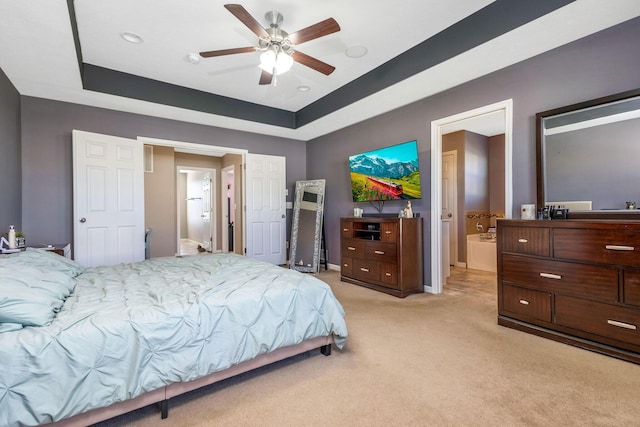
[0,248,85,278]
[0,266,75,326]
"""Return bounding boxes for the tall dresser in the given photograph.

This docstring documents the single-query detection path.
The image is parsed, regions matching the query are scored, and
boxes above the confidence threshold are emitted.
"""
[340,217,423,298]
[497,219,640,364]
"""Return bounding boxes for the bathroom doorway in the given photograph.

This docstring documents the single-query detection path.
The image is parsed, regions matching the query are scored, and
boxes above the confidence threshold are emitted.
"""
[430,99,513,294]
[176,167,216,256]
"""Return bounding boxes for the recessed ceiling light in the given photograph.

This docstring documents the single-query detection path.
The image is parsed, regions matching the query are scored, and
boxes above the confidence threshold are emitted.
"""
[345,46,368,58]
[120,32,143,44]
[187,53,201,64]
[297,85,311,92]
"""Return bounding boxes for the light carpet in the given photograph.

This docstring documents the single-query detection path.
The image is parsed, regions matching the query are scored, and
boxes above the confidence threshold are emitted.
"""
[94,268,640,427]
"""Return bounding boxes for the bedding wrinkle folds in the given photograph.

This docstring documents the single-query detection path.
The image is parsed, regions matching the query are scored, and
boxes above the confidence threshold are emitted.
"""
[0,253,347,426]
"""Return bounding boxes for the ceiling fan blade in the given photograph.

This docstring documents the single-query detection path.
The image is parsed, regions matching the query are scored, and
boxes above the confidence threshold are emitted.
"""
[200,47,256,58]
[292,51,335,75]
[288,18,340,45]
[259,70,273,85]
[224,4,269,39]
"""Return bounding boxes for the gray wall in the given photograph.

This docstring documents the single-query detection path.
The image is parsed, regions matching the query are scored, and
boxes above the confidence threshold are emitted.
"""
[0,68,21,231]
[19,97,307,246]
[464,131,489,211]
[307,17,640,286]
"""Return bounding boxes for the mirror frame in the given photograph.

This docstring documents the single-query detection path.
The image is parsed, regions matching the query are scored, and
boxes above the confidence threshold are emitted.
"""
[289,179,326,273]
[536,87,640,219]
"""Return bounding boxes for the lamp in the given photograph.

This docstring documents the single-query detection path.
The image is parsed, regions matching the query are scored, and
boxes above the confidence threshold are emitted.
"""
[259,45,293,75]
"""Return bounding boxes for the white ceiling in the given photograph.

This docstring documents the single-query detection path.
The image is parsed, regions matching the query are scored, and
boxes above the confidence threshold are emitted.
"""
[1,1,640,141]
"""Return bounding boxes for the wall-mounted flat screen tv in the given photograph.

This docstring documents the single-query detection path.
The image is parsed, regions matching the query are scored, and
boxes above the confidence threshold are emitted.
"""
[349,140,422,202]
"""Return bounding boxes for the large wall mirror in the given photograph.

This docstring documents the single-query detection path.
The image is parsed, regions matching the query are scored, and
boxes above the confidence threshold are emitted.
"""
[289,179,325,273]
[536,88,640,217]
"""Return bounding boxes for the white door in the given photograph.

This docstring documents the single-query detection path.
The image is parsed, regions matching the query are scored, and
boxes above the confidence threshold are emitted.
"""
[73,130,145,267]
[201,173,213,251]
[245,154,286,264]
[442,151,457,278]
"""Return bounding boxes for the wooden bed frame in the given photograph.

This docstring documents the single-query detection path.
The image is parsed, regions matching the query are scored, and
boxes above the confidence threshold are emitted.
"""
[48,336,333,426]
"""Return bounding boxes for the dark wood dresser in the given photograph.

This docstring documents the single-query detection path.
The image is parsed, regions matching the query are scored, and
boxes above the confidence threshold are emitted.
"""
[497,219,640,364]
[340,217,423,298]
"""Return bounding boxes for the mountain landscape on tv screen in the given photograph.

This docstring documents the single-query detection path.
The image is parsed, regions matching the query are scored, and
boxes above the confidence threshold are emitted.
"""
[350,153,421,201]
[349,154,418,178]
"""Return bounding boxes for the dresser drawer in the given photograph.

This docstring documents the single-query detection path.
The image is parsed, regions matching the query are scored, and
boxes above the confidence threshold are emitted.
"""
[499,226,550,257]
[502,254,618,302]
[352,259,380,283]
[379,262,398,289]
[342,239,365,260]
[341,220,354,239]
[554,228,640,267]
[380,223,398,243]
[624,269,640,308]
[502,284,552,323]
[341,257,353,277]
[555,294,640,347]
[364,241,397,263]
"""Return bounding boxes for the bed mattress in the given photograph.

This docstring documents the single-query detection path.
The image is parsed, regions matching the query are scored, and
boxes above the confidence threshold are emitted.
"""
[0,252,347,426]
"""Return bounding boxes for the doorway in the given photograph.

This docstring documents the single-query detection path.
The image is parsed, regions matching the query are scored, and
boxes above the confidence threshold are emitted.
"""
[430,99,513,294]
[176,167,216,256]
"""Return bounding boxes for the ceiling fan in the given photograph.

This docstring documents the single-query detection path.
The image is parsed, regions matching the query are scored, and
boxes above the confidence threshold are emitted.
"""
[199,4,340,86]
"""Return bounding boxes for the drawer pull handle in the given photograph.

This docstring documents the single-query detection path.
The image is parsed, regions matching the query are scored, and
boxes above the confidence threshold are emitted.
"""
[518,238,528,243]
[540,272,562,280]
[607,320,637,330]
[360,268,370,272]
[343,263,349,267]
[348,246,356,251]
[385,231,392,234]
[385,272,392,277]
[343,228,349,232]
[374,250,385,255]
[605,245,634,251]
[519,299,530,305]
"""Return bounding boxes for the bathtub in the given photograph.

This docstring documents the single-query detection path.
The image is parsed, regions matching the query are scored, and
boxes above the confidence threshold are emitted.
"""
[466,233,497,273]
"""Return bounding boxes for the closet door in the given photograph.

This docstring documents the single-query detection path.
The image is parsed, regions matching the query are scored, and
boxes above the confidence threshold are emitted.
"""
[73,130,145,267]
[245,153,286,265]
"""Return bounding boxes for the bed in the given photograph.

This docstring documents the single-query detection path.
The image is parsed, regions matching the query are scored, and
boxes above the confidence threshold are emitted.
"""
[0,249,348,427]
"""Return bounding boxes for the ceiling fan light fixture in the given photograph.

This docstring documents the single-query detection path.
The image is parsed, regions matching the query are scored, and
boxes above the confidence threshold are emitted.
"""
[259,48,293,75]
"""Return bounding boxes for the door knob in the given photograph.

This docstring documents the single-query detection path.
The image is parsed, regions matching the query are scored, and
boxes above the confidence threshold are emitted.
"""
[448,213,452,218]
[80,218,86,223]
[281,214,285,218]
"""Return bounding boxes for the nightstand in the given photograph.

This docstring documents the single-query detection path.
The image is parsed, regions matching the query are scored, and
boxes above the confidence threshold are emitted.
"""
[31,243,71,258]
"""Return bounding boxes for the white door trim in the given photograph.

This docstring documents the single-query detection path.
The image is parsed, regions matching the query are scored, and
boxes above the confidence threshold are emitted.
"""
[429,99,513,294]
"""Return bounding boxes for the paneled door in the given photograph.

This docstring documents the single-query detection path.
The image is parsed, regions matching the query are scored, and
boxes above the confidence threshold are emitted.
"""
[73,130,145,267]
[245,154,286,265]
[442,150,457,280]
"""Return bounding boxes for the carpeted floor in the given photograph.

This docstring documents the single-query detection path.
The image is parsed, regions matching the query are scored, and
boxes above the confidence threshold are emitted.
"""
[94,267,640,427]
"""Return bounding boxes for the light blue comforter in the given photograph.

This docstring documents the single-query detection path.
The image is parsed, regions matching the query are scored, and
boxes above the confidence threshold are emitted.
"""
[0,253,347,426]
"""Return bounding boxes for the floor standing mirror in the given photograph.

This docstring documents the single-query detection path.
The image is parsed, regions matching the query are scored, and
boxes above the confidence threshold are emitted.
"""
[289,179,326,273]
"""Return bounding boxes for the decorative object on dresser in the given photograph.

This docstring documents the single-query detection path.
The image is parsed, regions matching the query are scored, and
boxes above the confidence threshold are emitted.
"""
[340,217,423,298]
[497,219,640,364]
